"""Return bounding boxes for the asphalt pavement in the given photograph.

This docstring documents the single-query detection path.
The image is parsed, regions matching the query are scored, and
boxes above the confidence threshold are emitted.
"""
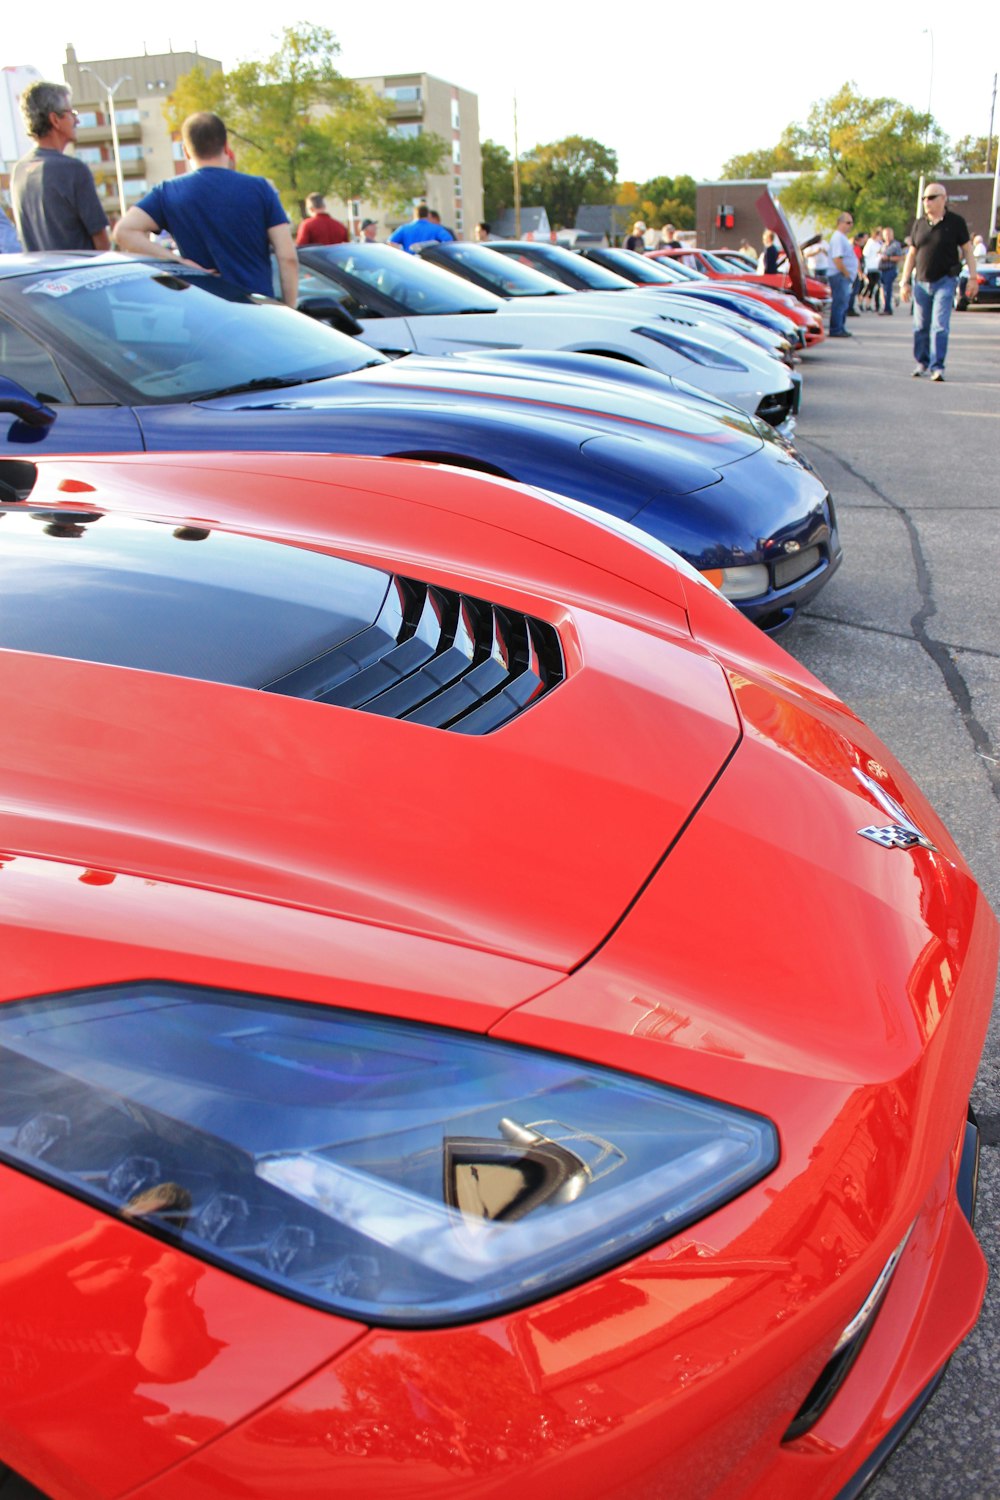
[786,300,1000,1500]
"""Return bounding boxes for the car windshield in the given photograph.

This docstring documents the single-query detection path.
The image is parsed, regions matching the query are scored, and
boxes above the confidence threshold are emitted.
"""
[496,245,634,291]
[703,251,754,274]
[424,244,573,298]
[585,249,679,285]
[13,262,384,402]
[302,245,503,315]
[650,256,703,281]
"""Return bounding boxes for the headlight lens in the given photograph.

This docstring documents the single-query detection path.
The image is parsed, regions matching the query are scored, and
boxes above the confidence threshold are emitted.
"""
[0,983,778,1325]
[701,563,770,599]
[636,325,749,371]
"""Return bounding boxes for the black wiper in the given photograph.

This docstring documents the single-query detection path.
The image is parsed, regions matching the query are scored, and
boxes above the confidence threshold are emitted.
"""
[198,376,310,399]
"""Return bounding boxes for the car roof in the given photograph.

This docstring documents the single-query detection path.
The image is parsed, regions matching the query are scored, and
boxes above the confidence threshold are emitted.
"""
[0,250,131,281]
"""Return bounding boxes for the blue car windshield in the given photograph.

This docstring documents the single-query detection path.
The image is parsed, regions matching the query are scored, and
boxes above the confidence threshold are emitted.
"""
[14,261,384,403]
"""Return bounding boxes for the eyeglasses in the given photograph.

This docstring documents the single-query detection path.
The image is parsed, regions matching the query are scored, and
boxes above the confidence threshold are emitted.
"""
[58,109,80,120]
[923,193,942,201]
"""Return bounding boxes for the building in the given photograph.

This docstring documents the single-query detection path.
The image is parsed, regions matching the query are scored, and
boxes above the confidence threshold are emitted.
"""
[492,206,551,240]
[696,173,997,251]
[61,43,222,218]
[350,73,482,238]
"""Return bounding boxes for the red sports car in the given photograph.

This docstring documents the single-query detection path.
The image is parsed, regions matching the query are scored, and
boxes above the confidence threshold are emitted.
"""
[654,247,832,306]
[0,452,994,1500]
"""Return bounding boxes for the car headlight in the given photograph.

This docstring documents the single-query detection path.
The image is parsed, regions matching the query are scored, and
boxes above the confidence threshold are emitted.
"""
[701,563,770,600]
[636,326,749,371]
[0,983,778,1325]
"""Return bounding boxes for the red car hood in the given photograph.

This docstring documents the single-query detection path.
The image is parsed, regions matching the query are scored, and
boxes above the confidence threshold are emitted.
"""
[0,453,740,974]
[756,190,808,303]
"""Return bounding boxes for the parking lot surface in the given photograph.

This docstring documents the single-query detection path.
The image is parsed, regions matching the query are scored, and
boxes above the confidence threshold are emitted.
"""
[789,305,1000,1499]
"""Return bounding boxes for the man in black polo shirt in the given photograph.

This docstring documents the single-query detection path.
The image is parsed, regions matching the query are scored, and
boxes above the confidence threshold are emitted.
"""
[899,184,979,381]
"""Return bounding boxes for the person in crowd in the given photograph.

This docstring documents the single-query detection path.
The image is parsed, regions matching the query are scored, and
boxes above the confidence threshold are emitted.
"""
[660,223,682,249]
[388,203,454,253]
[296,193,348,246]
[11,81,110,252]
[0,204,21,253]
[806,237,830,281]
[738,238,757,259]
[859,229,883,311]
[114,112,297,306]
[357,218,379,243]
[624,220,646,252]
[759,229,780,275]
[827,211,856,337]
[427,209,455,240]
[845,232,865,315]
[899,183,979,380]
[878,227,903,315]
[971,233,987,261]
[474,222,493,242]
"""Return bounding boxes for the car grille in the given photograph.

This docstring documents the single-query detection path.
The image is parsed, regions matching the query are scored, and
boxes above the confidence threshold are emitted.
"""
[265,576,564,734]
[773,544,822,588]
[756,388,796,426]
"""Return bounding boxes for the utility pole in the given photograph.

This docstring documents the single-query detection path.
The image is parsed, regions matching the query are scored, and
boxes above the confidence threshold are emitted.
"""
[986,72,997,173]
[512,95,521,239]
[82,68,131,221]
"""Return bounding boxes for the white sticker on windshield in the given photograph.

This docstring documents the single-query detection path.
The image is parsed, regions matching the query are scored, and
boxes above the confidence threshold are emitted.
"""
[23,279,75,298]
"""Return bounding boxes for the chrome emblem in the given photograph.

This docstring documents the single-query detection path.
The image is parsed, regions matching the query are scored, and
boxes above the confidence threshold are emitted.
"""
[783,540,801,553]
[853,768,936,851]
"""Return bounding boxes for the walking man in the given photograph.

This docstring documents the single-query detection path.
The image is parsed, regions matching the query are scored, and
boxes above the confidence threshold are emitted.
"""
[114,112,297,306]
[899,184,979,381]
[11,81,110,252]
[389,204,454,253]
[827,211,855,337]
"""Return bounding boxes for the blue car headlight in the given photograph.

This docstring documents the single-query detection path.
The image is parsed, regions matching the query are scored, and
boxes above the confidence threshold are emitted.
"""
[0,984,778,1325]
[636,325,749,371]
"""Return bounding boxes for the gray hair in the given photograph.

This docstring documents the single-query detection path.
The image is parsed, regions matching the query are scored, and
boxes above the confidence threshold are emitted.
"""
[21,80,73,139]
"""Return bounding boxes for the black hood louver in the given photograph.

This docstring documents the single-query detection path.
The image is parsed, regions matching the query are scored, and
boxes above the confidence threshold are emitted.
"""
[264,576,564,735]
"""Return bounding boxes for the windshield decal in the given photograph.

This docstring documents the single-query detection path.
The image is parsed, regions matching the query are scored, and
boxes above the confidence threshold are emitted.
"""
[24,266,152,298]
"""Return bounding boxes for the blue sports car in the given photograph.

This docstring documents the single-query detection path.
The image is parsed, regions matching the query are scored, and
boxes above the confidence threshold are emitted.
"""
[0,253,840,630]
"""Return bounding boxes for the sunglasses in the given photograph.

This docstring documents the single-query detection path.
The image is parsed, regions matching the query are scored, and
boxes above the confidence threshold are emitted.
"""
[923,193,942,201]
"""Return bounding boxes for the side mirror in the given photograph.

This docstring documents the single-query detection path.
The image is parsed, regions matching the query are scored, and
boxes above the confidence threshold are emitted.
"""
[298,297,364,338]
[0,376,56,428]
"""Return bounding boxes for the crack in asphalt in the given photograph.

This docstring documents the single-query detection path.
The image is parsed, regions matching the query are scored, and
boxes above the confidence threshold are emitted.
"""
[804,611,1000,662]
[805,439,1000,804]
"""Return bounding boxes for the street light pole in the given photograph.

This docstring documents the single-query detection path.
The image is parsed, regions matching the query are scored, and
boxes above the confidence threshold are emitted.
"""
[82,68,132,220]
[916,29,935,220]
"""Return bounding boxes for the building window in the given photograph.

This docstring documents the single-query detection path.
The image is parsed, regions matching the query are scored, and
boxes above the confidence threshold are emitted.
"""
[114,108,140,125]
[76,111,99,129]
[385,85,421,103]
[452,140,461,165]
[172,141,185,161]
[392,122,422,139]
[118,144,144,161]
[450,99,460,130]
[125,179,148,200]
[75,146,104,163]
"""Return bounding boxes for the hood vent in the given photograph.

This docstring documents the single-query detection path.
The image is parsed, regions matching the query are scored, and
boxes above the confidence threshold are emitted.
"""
[264,576,564,734]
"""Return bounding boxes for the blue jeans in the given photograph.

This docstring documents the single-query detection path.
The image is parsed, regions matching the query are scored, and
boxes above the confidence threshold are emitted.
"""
[913,276,958,372]
[880,269,896,312]
[829,271,852,334]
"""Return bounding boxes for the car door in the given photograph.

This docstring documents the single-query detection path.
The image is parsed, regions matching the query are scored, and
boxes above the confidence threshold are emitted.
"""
[0,311,144,455]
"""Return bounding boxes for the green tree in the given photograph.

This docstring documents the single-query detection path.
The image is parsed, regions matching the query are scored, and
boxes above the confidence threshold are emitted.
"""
[637,173,697,230]
[166,24,445,217]
[720,133,816,179]
[952,134,993,173]
[481,139,514,224]
[519,135,618,229]
[770,83,946,231]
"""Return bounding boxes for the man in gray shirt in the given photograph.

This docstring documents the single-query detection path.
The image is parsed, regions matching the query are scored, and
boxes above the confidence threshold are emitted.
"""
[11,81,110,252]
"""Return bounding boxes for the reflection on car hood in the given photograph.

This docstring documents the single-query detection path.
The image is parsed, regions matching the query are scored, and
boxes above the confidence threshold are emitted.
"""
[197,353,764,467]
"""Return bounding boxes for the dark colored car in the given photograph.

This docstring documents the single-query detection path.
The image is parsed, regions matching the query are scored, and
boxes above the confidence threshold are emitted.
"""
[0,253,839,631]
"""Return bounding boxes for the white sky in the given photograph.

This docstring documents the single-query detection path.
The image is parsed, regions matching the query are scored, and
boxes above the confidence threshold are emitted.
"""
[4,7,998,183]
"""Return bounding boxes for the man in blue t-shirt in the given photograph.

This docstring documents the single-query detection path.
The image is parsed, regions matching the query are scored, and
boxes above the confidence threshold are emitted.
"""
[114,113,297,305]
[389,204,454,253]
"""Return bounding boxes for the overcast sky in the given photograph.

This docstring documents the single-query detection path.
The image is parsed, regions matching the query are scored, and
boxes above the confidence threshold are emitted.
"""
[5,7,998,182]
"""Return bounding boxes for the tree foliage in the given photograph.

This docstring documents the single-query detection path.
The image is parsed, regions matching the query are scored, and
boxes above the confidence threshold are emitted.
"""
[733,83,947,232]
[636,173,697,230]
[166,24,445,216]
[951,134,994,173]
[519,135,618,229]
[720,133,817,180]
[481,139,514,224]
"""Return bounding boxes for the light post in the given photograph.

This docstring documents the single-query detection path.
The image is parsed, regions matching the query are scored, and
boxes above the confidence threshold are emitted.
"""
[82,68,131,220]
[916,29,935,219]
